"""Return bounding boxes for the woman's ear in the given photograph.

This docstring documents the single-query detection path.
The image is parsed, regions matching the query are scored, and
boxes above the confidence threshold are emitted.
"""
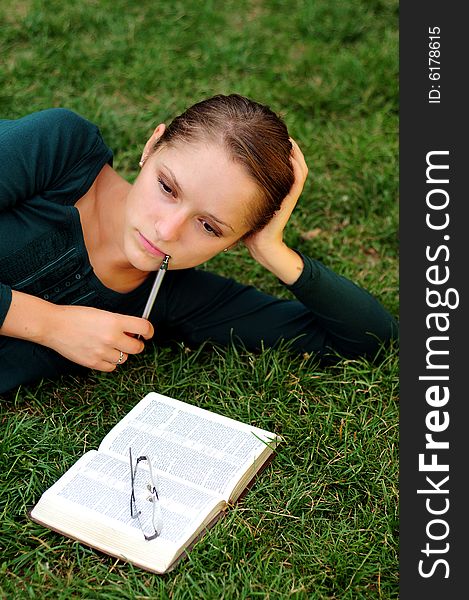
[140,123,166,167]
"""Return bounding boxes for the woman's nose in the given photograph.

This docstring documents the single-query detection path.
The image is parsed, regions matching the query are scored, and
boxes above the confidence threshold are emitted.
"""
[155,208,186,242]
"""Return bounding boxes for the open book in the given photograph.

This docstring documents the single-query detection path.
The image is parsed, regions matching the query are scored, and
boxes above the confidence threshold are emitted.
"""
[29,392,280,574]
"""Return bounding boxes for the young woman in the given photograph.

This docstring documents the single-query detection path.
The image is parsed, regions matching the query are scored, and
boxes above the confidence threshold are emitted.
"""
[0,94,398,394]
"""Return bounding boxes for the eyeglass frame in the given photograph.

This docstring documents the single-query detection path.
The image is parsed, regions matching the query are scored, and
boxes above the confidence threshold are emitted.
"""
[129,447,162,541]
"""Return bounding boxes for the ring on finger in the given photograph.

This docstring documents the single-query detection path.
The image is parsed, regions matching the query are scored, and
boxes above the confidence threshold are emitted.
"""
[116,350,124,365]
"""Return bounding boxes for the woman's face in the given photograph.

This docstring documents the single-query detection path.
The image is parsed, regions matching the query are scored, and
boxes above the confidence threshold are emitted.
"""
[123,137,260,271]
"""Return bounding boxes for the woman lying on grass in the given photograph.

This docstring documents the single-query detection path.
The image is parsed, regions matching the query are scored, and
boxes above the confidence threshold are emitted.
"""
[0,94,398,394]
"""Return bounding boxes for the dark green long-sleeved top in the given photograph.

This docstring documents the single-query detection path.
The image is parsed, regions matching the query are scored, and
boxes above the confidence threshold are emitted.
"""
[0,109,398,393]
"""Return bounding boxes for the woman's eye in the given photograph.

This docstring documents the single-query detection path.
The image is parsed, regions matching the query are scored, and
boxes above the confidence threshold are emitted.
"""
[201,221,220,237]
[158,177,173,196]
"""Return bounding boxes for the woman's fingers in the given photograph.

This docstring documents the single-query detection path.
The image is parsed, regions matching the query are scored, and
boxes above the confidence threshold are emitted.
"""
[49,305,155,371]
[289,137,309,183]
[114,349,127,365]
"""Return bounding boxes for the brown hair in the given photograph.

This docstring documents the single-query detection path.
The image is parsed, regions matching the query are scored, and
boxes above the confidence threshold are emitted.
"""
[152,94,294,233]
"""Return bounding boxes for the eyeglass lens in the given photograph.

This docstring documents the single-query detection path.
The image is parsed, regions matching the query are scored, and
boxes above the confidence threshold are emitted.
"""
[130,452,161,540]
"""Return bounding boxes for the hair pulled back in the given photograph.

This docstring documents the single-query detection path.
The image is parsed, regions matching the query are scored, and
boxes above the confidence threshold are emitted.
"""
[153,94,294,233]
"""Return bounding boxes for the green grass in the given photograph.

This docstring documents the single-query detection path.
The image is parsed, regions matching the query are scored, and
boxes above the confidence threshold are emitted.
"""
[0,0,398,598]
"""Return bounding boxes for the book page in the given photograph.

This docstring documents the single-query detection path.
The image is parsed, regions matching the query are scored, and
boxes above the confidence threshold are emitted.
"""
[98,392,278,500]
[35,450,223,547]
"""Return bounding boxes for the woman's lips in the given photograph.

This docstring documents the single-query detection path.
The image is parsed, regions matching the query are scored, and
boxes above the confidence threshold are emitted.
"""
[138,232,166,258]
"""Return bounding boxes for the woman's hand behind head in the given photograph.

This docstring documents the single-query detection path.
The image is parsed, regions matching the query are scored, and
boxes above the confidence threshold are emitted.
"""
[243,138,308,257]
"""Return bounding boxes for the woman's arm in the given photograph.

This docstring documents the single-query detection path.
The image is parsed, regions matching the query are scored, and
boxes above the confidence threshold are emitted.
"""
[0,109,146,373]
[0,290,153,371]
[0,109,113,210]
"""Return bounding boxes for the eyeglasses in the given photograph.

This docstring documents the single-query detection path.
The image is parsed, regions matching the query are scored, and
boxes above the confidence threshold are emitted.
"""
[129,448,163,541]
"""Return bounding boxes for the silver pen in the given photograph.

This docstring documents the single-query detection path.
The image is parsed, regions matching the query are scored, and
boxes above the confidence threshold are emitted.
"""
[141,255,170,320]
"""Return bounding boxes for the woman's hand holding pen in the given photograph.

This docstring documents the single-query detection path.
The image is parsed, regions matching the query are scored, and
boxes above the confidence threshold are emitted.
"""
[48,305,154,371]
[46,306,154,372]
[243,139,309,285]
[1,259,169,373]
[48,257,168,366]
[1,290,154,371]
